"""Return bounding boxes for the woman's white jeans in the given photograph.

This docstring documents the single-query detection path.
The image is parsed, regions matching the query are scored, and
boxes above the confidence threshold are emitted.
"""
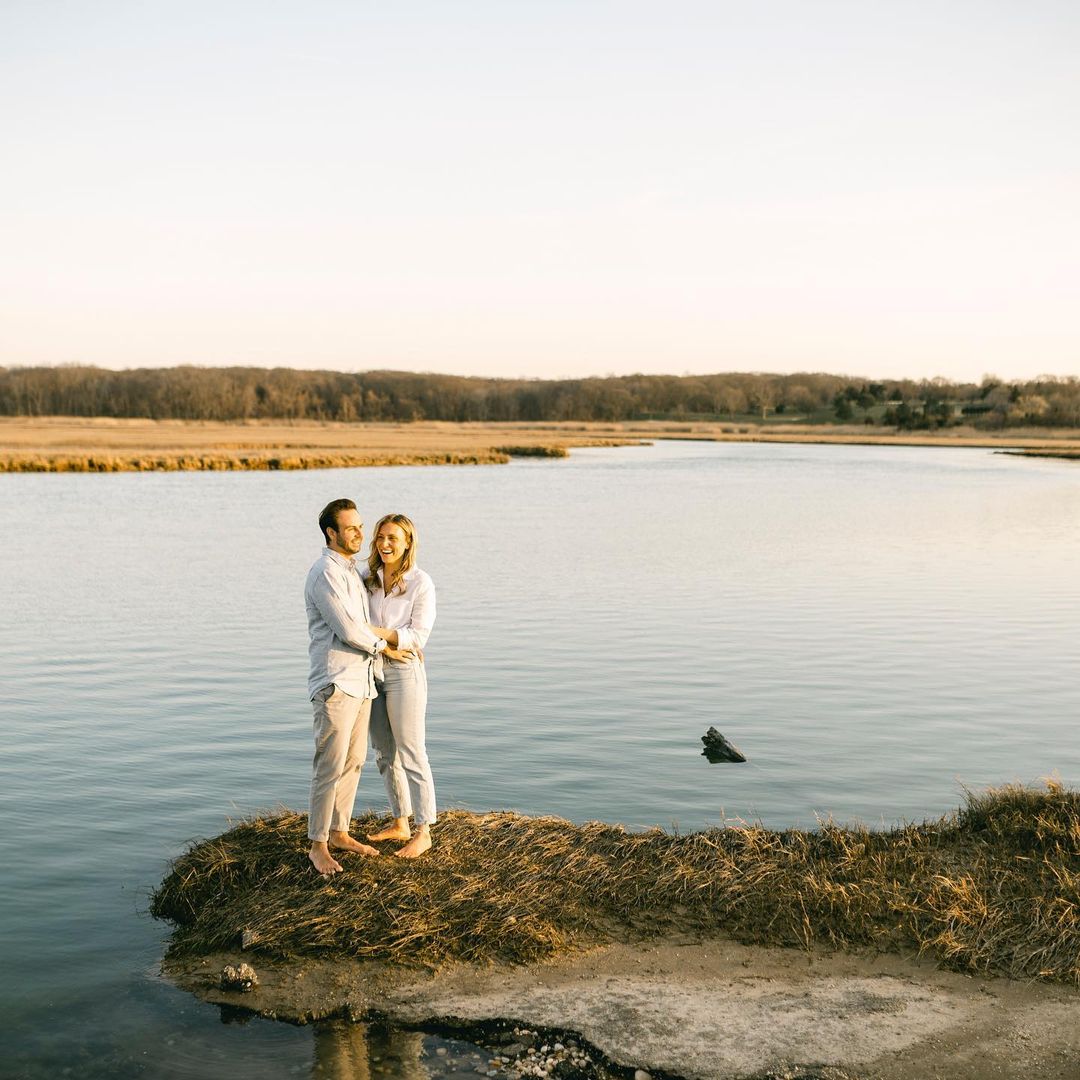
[369,660,437,827]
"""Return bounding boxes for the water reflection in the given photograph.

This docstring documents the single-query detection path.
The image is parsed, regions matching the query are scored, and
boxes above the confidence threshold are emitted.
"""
[313,1021,469,1080]
[316,1022,421,1080]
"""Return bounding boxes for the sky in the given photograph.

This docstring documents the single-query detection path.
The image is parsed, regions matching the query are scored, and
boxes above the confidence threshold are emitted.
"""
[1,1,1078,383]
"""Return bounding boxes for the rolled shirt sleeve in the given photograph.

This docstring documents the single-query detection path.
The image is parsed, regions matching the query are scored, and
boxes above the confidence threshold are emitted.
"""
[309,567,385,656]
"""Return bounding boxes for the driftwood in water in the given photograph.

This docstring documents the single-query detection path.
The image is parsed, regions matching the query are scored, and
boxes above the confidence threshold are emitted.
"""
[701,727,746,763]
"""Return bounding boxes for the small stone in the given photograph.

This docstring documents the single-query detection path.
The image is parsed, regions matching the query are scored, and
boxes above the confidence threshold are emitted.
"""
[635,1071,652,1080]
[219,963,258,992]
[436,1048,448,1056]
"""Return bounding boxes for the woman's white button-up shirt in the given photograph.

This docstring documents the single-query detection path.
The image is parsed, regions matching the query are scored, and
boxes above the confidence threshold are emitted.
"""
[363,566,436,653]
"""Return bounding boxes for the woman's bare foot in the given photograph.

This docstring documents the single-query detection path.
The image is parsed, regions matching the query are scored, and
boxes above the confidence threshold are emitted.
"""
[328,830,380,858]
[309,842,343,875]
[367,817,411,842]
[393,828,432,859]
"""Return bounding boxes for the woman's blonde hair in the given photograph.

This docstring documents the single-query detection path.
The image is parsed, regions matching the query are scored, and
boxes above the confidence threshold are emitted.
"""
[366,513,418,596]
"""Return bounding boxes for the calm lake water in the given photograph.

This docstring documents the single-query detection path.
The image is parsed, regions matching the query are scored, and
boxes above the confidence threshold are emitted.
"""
[2,440,1079,1076]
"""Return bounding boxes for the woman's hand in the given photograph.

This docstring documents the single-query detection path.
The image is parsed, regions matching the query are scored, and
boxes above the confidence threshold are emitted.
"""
[370,625,400,647]
[382,645,419,663]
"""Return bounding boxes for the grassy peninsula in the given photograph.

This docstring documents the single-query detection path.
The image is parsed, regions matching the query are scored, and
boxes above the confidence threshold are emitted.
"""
[0,417,640,472]
[5,415,1080,474]
[152,782,1080,984]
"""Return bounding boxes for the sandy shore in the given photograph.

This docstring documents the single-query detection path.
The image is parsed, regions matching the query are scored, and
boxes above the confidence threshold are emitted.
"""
[3,417,1080,471]
[167,936,1080,1079]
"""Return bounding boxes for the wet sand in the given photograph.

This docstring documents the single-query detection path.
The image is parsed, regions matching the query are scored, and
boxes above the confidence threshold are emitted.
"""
[167,935,1080,1079]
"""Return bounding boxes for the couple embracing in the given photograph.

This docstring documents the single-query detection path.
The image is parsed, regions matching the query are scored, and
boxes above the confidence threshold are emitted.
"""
[303,498,437,875]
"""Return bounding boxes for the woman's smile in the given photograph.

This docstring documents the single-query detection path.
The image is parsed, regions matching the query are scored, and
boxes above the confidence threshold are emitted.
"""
[375,523,409,564]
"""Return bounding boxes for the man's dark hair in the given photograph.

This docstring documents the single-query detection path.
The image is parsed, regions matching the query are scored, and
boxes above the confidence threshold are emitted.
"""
[319,498,356,543]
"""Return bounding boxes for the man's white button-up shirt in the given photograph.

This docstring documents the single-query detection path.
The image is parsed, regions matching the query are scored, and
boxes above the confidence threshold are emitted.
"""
[305,548,385,700]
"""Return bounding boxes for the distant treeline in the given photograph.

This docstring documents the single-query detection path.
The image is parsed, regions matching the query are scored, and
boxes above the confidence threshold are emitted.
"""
[2,365,1079,428]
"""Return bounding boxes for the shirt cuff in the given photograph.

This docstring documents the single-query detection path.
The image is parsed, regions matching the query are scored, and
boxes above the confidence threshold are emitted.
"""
[396,628,414,651]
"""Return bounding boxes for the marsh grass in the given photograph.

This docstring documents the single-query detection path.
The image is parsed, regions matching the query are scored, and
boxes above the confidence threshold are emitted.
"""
[151,782,1080,981]
[9,416,1075,476]
[0,450,510,472]
[493,445,571,457]
[1002,449,1080,461]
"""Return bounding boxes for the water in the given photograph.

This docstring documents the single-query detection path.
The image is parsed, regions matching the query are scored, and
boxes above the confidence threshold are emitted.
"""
[2,439,1078,1075]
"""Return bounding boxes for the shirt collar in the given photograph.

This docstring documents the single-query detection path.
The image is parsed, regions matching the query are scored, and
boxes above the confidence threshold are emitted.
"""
[324,546,355,569]
[375,565,415,586]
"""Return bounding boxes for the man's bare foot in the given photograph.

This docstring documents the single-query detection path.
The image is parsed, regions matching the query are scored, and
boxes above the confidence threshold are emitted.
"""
[309,842,343,876]
[328,831,380,858]
[393,829,432,859]
[367,817,411,843]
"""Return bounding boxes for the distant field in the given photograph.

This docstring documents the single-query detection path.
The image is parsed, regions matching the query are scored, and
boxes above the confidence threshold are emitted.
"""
[2,416,1080,472]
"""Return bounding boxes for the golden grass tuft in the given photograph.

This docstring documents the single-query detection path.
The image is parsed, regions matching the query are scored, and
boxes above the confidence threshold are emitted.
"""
[150,783,1080,981]
[492,445,570,458]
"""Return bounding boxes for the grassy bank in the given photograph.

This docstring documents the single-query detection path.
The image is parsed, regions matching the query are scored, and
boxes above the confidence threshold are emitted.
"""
[1002,449,1080,461]
[5,417,1080,473]
[151,782,1080,983]
[0,450,511,472]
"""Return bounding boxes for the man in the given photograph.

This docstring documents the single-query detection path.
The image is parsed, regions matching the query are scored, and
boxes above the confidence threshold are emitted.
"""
[304,498,412,875]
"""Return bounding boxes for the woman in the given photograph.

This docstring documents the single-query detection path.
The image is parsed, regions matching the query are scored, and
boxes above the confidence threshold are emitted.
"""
[362,513,437,858]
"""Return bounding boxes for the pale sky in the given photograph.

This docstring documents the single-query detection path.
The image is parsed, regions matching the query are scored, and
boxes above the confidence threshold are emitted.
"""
[2,1,1078,383]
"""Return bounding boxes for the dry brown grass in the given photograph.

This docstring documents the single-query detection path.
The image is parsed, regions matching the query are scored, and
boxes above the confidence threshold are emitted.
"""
[1004,449,1080,461]
[0,450,509,472]
[151,782,1080,982]
[0,419,649,471]
[492,445,569,458]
